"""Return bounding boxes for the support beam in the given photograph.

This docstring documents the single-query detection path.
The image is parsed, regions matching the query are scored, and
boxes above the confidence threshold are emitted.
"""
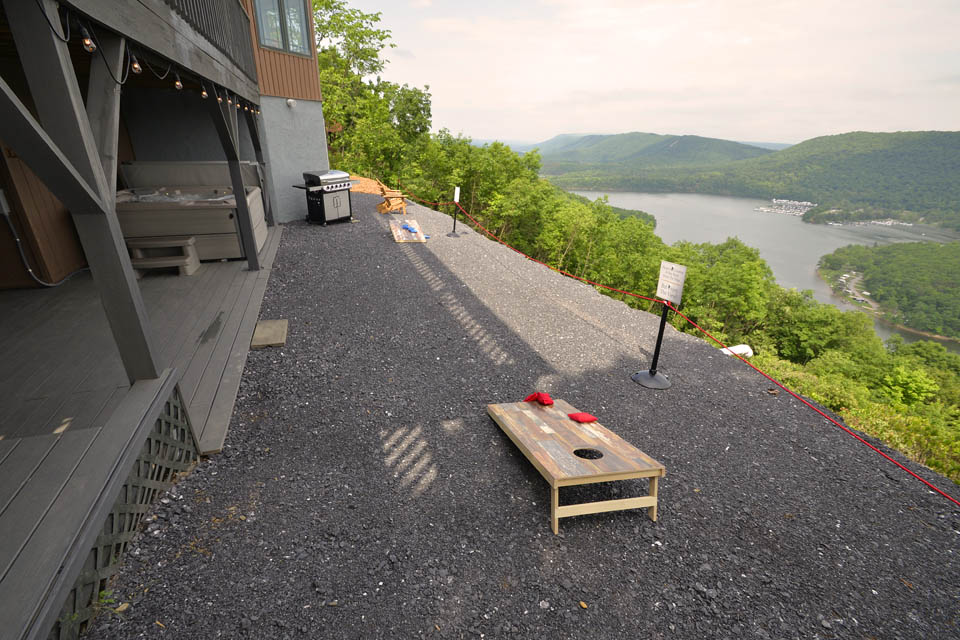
[5,0,110,203]
[3,0,160,382]
[0,78,104,215]
[244,110,276,226]
[87,34,126,197]
[208,96,260,271]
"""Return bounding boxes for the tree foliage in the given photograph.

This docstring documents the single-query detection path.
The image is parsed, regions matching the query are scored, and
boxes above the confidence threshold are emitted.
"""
[820,242,960,339]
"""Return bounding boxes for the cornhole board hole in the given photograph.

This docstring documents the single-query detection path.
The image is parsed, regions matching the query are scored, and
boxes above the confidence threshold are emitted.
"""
[487,399,666,534]
[389,219,426,243]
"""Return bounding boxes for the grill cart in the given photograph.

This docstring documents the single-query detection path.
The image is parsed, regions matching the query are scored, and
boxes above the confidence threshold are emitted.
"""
[295,169,353,225]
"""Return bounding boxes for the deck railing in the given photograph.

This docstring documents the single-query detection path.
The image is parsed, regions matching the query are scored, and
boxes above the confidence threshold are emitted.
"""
[165,0,258,82]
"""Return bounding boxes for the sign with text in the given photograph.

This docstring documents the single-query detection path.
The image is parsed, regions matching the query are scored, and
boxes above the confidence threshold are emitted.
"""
[656,260,687,305]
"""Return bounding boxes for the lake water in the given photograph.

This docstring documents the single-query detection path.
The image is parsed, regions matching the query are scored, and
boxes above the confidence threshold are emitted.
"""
[574,190,960,353]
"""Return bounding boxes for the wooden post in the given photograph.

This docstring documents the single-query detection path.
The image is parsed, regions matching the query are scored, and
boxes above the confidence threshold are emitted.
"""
[244,109,276,227]
[207,95,261,271]
[86,33,125,196]
[3,0,160,382]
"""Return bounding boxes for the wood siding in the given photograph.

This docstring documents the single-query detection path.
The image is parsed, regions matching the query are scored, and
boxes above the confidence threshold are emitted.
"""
[0,142,86,289]
[241,0,323,101]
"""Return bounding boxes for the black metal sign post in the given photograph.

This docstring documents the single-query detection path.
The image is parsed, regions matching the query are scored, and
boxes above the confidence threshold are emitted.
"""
[447,186,461,238]
[633,260,686,390]
[632,304,672,389]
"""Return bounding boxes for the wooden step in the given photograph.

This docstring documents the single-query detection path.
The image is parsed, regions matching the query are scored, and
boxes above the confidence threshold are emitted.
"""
[125,235,196,249]
[130,254,200,276]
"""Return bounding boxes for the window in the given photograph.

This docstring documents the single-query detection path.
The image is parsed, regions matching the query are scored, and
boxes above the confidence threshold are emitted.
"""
[255,0,311,56]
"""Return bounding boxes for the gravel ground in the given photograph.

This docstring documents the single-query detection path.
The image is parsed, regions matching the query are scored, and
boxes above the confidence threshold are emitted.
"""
[89,194,960,639]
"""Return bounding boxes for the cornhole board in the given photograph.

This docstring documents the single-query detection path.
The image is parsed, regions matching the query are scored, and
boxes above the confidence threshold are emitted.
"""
[487,399,666,534]
[389,219,426,243]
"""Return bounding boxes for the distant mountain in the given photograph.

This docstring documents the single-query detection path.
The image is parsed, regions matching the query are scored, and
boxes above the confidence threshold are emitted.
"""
[532,132,774,173]
[548,131,960,230]
[738,141,793,151]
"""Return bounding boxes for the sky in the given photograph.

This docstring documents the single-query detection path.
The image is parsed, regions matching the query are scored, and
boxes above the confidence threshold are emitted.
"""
[343,0,960,145]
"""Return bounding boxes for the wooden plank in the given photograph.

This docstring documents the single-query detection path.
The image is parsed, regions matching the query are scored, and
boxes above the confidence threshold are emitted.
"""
[0,435,59,516]
[197,228,281,453]
[153,262,237,368]
[556,496,657,519]
[0,428,99,582]
[0,440,18,466]
[390,219,426,243]
[0,370,176,640]
[197,270,268,454]
[177,265,251,403]
[251,318,287,349]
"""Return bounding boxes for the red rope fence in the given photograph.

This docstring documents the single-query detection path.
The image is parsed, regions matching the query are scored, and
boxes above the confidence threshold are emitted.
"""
[397,184,960,508]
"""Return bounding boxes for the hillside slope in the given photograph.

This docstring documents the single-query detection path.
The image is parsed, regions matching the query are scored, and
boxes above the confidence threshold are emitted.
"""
[536,132,772,172]
[549,131,960,228]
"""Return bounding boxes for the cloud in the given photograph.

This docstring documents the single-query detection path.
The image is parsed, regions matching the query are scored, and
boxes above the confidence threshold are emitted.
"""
[357,0,960,141]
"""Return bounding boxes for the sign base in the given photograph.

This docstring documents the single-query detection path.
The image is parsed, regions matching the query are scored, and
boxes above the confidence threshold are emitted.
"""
[631,370,672,390]
[446,231,460,238]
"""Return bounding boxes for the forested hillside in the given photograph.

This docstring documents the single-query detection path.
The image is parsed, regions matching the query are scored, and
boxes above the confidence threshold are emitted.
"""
[820,242,960,339]
[315,0,960,482]
[537,132,772,173]
[549,131,960,230]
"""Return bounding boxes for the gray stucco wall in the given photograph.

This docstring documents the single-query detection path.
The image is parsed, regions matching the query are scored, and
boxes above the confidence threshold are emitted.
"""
[122,88,255,162]
[259,96,330,223]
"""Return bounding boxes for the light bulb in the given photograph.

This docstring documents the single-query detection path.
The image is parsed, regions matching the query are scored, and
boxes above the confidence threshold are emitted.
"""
[217,94,223,103]
[174,73,183,90]
[227,96,232,105]
[80,27,96,53]
[235,101,240,109]
[244,104,249,111]
[130,54,142,74]
[201,85,208,99]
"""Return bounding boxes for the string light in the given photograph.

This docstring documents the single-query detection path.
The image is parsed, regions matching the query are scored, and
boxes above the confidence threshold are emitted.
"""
[217,92,223,103]
[201,83,208,99]
[174,72,183,90]
[227,95,233,105]
[235,100,240,109]
[244,104,249,111]
[130,53,142,74]
[80,26,96,53]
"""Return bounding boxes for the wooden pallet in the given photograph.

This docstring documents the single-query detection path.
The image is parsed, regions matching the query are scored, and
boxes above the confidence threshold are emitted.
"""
[487,399,665,534]
[389,219,426,243]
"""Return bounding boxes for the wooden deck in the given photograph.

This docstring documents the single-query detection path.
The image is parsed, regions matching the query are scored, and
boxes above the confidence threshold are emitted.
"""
[0,225,281,451]
[0,226,281,639]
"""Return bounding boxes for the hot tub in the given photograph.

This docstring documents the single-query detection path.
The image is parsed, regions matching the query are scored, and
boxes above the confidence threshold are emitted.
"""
[116,186,267,260]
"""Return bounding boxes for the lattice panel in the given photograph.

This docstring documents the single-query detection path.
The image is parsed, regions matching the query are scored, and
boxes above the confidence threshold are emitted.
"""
[49,385,199,639]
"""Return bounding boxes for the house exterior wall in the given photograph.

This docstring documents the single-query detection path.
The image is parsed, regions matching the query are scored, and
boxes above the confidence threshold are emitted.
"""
[121,88,255,165]
[240,0,323,101]
[259,95,329,223]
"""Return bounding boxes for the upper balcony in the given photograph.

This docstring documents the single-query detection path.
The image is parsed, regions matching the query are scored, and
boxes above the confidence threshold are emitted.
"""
[62,0,259,101]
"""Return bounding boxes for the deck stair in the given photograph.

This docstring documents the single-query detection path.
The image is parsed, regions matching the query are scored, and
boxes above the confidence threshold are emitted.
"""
[126,235,200,276]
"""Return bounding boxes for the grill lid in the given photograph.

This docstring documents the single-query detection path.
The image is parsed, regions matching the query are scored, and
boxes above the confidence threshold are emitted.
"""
[303,169,351,186]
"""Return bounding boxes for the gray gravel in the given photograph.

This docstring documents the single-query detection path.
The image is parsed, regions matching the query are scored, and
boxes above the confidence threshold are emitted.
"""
[89,194,960,639]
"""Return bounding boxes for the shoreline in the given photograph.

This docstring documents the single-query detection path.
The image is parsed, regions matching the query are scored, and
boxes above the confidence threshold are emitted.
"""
[816,268,960,345]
